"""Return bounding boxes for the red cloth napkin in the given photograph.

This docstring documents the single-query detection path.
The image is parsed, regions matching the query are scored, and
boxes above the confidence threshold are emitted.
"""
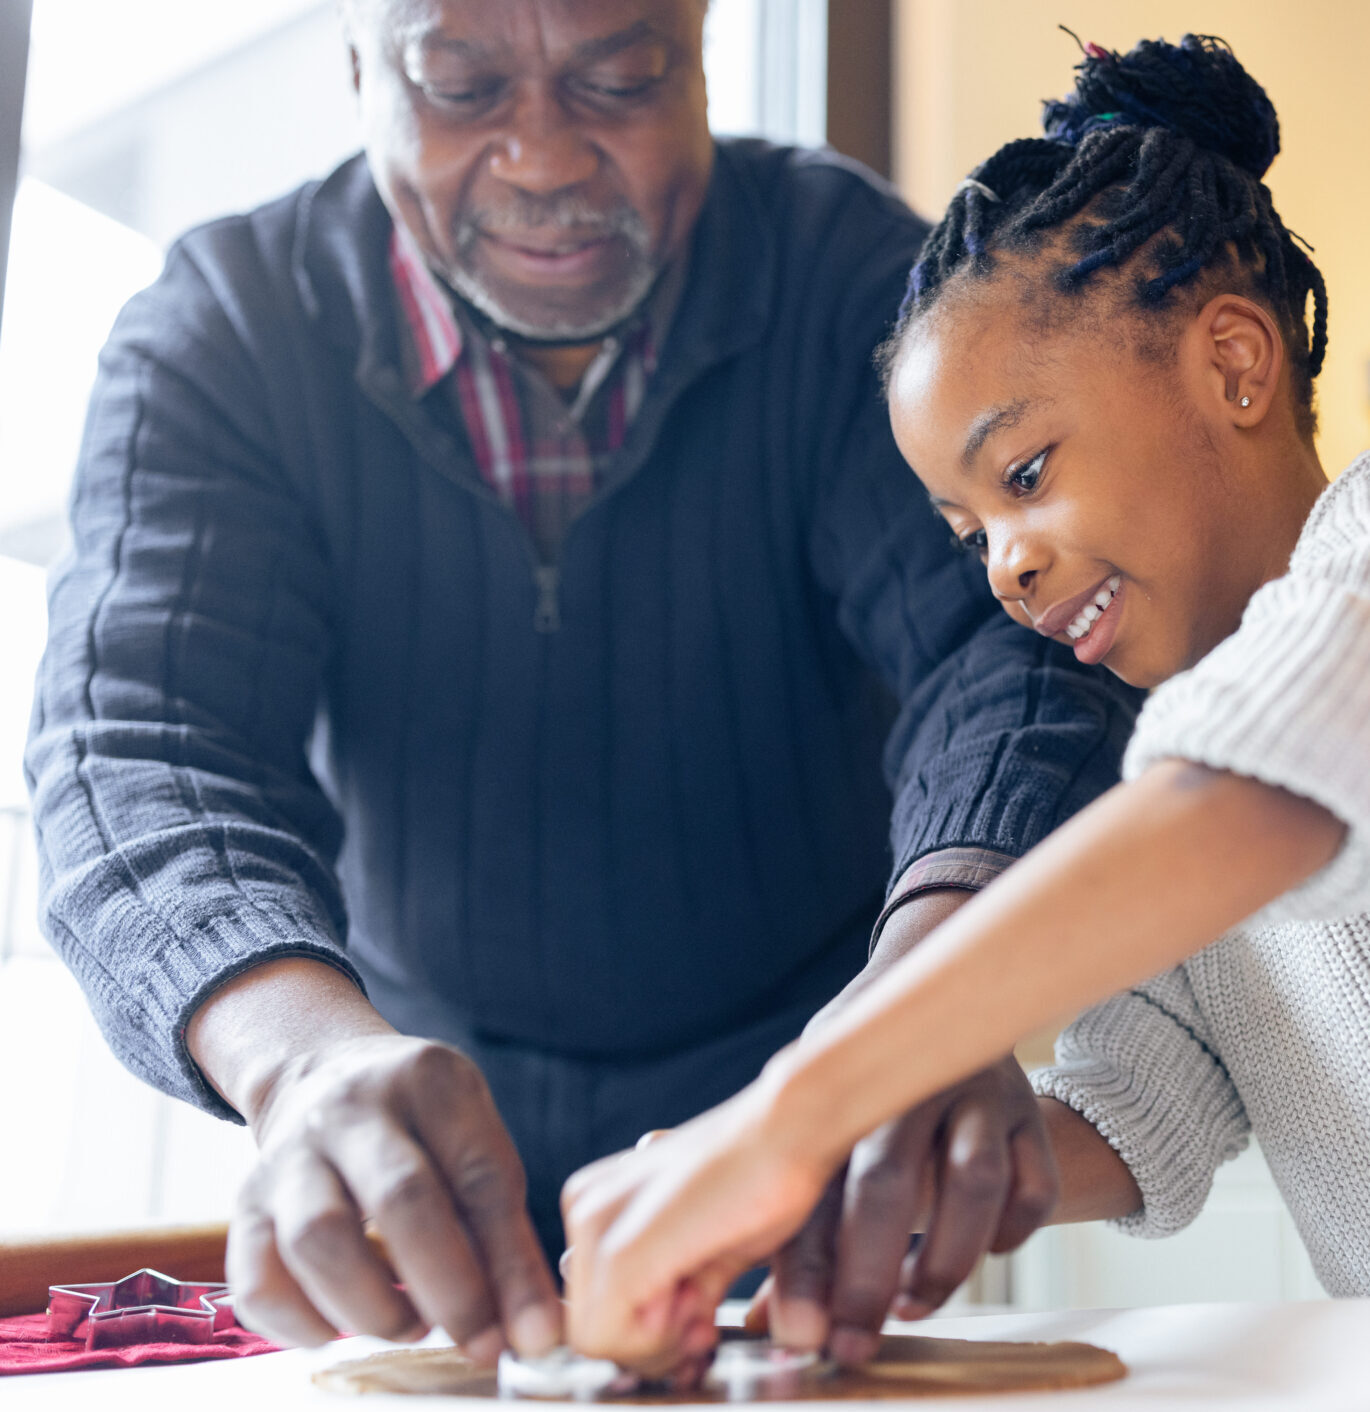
[0,1311,281,1375]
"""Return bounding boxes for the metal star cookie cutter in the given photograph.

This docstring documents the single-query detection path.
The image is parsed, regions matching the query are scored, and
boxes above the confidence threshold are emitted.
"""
[47,1267,235,1350]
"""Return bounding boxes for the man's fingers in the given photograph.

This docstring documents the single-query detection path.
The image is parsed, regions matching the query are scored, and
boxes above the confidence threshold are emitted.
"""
[453,1161,563,1357]
[767,1171,844,1350]
[742,1273,773,1335]
[225,1037,563,1362]
[407,1053,563,1357]
[991,1123,1060,1253]
[227,1201,342,1347]
[826,1120,932,1366]
[330,1120,506,1357]
[899,1101,1010,1317]
[258,1152,424,1343]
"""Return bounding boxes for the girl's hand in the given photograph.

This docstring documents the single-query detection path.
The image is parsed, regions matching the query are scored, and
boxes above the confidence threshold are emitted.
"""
[560,1069,838,1373]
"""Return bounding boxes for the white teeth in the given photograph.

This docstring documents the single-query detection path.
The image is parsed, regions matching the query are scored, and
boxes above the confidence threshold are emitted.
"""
[1064,578,1121,643]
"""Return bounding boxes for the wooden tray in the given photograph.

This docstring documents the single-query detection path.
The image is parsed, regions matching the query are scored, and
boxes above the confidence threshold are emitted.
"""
[314,1331,1127,1399]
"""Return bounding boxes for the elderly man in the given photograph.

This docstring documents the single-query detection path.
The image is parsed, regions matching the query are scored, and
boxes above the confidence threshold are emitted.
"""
[27,0,1136,1369]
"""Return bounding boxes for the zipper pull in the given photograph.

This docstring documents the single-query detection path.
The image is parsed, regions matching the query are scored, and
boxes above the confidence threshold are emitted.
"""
[533,565,561,633]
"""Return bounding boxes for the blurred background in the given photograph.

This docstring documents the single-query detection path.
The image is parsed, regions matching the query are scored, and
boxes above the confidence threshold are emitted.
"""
[1,0,1361,1311]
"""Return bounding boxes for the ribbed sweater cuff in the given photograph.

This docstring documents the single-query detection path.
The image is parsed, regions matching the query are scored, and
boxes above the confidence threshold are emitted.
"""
[1030,991,1249,1239]
[889,806,1063,894]
[108,896,364,1124]
[1124,577,1370,922]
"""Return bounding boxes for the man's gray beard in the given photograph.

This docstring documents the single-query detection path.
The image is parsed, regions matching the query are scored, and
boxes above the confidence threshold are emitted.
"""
[440,196,658,343]
[440,256,660,344]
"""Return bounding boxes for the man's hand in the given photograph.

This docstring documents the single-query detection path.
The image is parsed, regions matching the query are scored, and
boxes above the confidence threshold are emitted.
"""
[187,959,562,1358]
[762,1056,1056,1363]
[760,888,1058,1362]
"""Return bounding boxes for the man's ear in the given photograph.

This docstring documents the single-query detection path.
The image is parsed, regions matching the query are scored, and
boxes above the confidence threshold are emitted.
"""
[337,0,362,94]
[1192,293,1284,427]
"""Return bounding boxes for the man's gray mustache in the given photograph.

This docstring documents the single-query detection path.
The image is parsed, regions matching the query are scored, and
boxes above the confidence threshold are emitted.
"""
[456,200,649,246]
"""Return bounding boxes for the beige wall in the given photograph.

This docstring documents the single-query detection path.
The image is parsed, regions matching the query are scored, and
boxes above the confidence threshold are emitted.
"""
[893,1,1370,475]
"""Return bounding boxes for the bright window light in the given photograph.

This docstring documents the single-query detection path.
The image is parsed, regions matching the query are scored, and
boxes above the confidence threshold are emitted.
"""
[0,179,163,560]
[22,0,324,148]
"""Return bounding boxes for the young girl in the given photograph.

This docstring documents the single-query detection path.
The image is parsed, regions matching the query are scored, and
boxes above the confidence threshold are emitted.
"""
[561,33,1370,1368]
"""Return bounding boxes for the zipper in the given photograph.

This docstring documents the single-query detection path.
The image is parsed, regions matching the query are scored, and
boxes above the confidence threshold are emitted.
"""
[361,370,567,634]
[532,565,561,633]
[363,361,694,636]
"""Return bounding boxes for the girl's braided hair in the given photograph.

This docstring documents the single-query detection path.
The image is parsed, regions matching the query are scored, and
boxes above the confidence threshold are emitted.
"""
[883,35,1327,430]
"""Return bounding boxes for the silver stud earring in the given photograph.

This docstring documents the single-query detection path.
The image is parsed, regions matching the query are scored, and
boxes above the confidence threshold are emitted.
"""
[1240,395,1251,408]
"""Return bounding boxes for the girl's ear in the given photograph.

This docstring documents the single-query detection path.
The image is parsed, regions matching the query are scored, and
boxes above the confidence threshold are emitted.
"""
[1191,294,1285,427]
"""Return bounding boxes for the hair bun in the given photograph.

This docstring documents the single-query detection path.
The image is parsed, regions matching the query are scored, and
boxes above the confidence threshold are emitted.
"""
[1041,34,1279,180]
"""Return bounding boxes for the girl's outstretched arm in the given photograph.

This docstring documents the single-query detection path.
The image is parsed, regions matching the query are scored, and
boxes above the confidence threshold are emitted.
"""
[562,760,1344,1368]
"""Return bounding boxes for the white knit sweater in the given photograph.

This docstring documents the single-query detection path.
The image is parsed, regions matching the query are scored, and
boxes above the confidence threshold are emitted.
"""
[1032,450,1370,1297]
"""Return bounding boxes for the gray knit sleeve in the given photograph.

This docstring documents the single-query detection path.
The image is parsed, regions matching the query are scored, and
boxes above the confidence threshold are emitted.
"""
[25,233,361,1122]
[1031,965,1250,1238]
[1124,453,1370,924]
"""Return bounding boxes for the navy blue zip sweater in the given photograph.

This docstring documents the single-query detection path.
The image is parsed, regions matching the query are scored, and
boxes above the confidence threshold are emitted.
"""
[27,142,1138,1208]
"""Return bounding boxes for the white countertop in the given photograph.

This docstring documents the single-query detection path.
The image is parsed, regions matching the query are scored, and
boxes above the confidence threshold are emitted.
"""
[6,1301,1369,1411]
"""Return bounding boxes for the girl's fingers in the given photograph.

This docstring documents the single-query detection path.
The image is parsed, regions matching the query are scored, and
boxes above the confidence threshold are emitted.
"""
[563,1100,829,1369]
[561,1151,624,1208]
[565,1180,708,1364]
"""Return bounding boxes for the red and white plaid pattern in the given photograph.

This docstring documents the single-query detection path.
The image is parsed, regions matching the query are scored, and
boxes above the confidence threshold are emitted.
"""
[389,224,658,560]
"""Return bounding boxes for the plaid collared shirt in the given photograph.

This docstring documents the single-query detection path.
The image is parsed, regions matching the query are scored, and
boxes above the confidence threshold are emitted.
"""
[388,221,1016,923]
[390,224,675,563]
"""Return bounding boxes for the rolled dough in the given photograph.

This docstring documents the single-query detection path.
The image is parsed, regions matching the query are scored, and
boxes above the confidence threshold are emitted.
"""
[313,1332,1127,1399]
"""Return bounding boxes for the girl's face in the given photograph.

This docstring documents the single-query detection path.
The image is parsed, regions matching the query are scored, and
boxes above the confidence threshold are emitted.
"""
[889,285,1283,689]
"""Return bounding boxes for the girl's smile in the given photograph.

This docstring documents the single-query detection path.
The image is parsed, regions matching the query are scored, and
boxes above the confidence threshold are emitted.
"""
[1035,574,1123,664]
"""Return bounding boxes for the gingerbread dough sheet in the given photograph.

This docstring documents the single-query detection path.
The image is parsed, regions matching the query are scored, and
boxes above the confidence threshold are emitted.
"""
[314,1333,1127,1399]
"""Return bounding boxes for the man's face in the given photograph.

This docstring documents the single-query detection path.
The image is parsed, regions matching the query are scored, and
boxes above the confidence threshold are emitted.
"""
[348,0,714,342]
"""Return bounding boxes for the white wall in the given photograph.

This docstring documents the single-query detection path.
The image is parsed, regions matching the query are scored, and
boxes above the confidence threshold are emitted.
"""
[1010,1141,1323,1309]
